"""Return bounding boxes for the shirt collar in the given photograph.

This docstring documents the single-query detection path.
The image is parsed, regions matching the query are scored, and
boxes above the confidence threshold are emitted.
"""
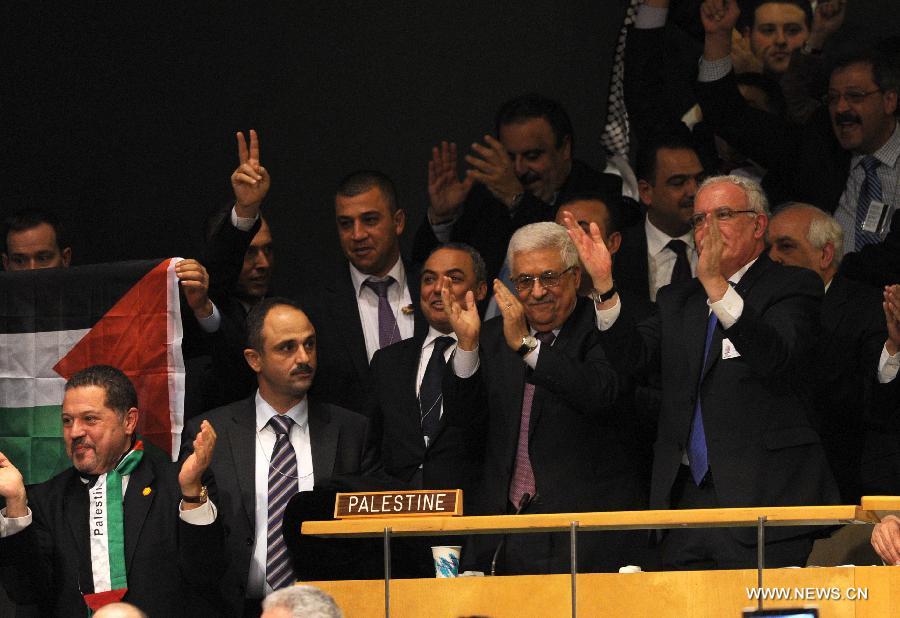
[728,256,758,286]
[349,257,406,297]
[645,216,695,257]
[255,390,309,432]
[423,325,458,350]
[851,120,900,170]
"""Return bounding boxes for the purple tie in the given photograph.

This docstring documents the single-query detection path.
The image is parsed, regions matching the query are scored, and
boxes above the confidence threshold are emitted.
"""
[364,278,401,349]
[509,331,556,509]
[687,312,718,485]
[266,414,299,590]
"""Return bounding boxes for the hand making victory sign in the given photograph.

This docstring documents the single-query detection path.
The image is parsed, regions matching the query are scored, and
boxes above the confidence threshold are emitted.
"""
[231,129,271,219]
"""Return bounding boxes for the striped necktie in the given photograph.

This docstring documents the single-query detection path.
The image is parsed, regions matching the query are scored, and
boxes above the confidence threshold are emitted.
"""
[855,156,885,250]
[266,414,299,590]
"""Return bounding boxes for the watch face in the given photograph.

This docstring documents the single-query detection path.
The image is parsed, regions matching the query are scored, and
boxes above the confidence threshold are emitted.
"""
[522,335,537,347]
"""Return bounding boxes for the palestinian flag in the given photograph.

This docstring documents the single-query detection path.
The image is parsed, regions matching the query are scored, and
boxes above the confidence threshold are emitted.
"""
[0,259,185,484]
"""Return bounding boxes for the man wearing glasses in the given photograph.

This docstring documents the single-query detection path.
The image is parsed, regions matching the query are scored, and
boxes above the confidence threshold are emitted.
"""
[461,221,645,575]
[568,174,838,569]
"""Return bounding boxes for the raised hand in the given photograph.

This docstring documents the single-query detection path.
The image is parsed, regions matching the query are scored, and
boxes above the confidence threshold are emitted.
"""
[493,280,530,352]
[175,259,213,319]
[696,214,730,302]
[0,451,27,517]
[809,0,847,49]
[872,514,900,566]
[428,141,474,224]
[440,278,480,351]
[885,284,900,356]
[465,135,525,210]
[561,210,613,294]
[231,129,271,218]
[179,420,217,505]
[700,0,740,35]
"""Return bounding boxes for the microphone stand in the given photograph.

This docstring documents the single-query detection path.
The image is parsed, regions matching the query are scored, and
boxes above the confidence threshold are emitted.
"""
[490,493,535,576]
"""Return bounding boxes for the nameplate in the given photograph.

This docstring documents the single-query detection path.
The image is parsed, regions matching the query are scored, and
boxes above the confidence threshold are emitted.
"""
[334,489,463,519]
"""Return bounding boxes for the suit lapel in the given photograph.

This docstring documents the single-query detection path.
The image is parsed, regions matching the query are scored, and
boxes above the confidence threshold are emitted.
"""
[229,398,258,532]
[123,455,155,574]
[309,400,337,480]
[821,275,847,333]
[331,266,371,386]
[684,282,712,386]
[404,259,429,339]
[399,336,428,446]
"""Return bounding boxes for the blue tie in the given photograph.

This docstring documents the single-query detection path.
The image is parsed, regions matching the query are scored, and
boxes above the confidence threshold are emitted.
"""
[687,311,718,486]
[855,156,884,250]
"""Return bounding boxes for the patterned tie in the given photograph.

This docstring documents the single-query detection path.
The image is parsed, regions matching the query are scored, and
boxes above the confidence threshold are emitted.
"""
[687,312,719,486]
[419,336,456,446]
[509,331,556,509]
[667,239,692,284]
[856,156,885,250]
[266,414,299,590]
[600,0,641,157]
[364,278,401,349]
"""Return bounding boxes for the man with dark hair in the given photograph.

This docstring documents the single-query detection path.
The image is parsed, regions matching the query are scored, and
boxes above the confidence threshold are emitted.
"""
[615,128,706,321]
[181,297,374,617]
[554,192,624,296]
[303,170,426,415]
[2,208,71,271]
[739,0,812,76]
[0,365,225,616]
[412,93,622,280]
[697,3,899,251]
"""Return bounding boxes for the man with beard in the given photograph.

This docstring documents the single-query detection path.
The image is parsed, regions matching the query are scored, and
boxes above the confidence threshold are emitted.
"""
[180,297,375,617]
[696,2,899,251]
[412,93,622,280]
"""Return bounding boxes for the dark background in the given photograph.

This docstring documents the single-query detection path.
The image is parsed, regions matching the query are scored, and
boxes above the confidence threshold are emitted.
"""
[2,1,897,298]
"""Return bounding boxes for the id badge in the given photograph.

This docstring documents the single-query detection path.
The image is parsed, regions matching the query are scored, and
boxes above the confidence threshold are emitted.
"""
[861,200,889,234]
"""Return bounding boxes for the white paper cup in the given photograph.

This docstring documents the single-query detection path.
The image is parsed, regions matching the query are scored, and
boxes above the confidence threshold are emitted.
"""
[431,545,462,578]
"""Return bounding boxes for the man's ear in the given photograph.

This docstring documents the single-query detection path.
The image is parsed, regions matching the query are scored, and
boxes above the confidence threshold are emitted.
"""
[474,281,488,302]
[244,348,262,373]
[61,247,72,267]
[606,231,623,256]
[637,179,654,207]
[393,208,406,236]
[1,253,7,270]
[124,407,139,435]
[560,135,572,161]
[820,241,835,271]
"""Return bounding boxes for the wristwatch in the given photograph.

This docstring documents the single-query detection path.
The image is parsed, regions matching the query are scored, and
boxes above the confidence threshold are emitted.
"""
[181,485,208,504]
[516,334,538,357]
[591,283,618,304]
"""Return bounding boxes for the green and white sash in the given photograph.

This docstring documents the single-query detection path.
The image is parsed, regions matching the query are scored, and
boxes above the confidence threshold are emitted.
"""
[83,440,144,611]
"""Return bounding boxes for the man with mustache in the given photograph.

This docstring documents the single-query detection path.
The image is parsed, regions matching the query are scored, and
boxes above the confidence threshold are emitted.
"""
[0,365,225,616]
[412,93,623,281]
[696,1,899,252]
[180,298,376,617]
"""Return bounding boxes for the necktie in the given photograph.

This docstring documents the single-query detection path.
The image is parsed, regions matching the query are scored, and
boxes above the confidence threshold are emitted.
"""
[667,239,692,284]
[856,156,884,250]
[509,330,556,509]
[266,414,299,590]
[687,312,719,486]
[364,278,401,349]
[419,336,456,446]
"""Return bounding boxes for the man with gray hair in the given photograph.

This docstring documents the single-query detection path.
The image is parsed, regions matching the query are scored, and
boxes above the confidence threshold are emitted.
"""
[461,221,645,575]
[569,174,839,569]
[768,203,899,502]
[261,585,342,618]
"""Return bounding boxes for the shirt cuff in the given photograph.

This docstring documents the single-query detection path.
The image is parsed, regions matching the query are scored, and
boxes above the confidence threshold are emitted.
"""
[452,345,480,378]
[0,507,32,538]
[523,341,541,369]
[595,296,622,331]
[878,345,900,383]
[231,206,259,232]
[709,285,743,329]
[698,55,733,83]
[195,301,222,333]
[430,218,456,243]
[179,498,217,525]
[634,5,668,29]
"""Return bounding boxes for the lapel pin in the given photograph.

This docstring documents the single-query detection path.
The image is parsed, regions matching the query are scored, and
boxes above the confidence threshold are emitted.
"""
[401,304,415,315]
[142,487,152,496]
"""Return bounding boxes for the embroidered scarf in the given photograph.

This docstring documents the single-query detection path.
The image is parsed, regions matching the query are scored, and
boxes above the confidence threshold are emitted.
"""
[83,439,144,611]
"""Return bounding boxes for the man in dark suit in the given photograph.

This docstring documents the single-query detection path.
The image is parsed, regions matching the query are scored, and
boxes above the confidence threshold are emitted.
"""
[0,365,225,616]
[463,221,646,575]
[181,297,375,617]
[367,243,487,494]
[412,93,622,281]
[696,4,899,251]
[571,174,839,569]
[768,203,900,501]
[304,171,427,414]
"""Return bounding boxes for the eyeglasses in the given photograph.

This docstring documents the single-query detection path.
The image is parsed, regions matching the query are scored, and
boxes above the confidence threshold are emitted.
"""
[690,207,758,230]
[512,266,575,293]
[824,89,882,106]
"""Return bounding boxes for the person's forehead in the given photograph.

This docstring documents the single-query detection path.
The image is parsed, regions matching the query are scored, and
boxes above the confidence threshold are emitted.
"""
[335,187,391,217]
[829,62,876,89]
[423,248,474,276]
[7,223,60,252]
[556,200,609,226]
[251,220,273,247]
[695,182,747,211]
[511,247,565,273]
[263,306,314,340]
[62,385,114,414]
[655,148,703,177]
[499,117,557,150]
[770,209,810,239]
[754,2,806,26]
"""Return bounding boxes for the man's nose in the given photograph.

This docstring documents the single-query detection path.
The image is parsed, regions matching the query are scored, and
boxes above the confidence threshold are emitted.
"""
[351,220,367,240]
[513,155,528,177]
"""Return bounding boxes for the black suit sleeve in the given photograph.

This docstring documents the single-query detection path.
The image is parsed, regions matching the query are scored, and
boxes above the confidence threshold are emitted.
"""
[0,507,53,605]
[202,207,261,296]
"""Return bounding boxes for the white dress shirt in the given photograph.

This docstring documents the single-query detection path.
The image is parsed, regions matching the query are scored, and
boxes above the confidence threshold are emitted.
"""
[248,392,315,599]
[349,258,415,361]
[645,217,698,301]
